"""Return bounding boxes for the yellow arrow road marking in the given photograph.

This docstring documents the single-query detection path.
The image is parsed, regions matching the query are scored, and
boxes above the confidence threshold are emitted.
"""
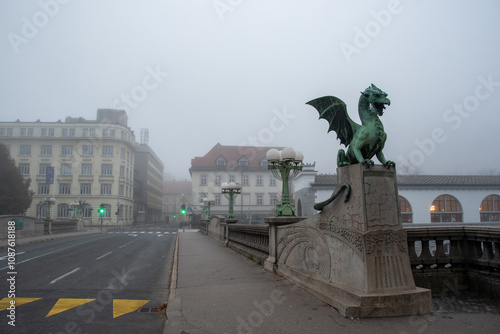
[113,299,149,318]
[0,298,42,311]
[46,298,95,317]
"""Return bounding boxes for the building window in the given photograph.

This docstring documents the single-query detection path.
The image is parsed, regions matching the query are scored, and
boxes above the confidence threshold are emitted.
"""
[238,156,249,166]
[480,194,500,222]
[109,129,115,137]
[59,183,71,195]
[242,175,249,186]
[81,163,92,175]
[82,129,88,137]
[82,145,93,156]
[120,147,126,159]
[69,129,75,137]
[256,175,263,186]
[61,145,73,156]
[269,175,277,186]
[41,128,47,136]
[60,163,72,175]
[215,194,221,205]
[101,183,112,195]
[40,145,52,156]
[19,144,31,155]
[38,183,50,195]
[57,204,70,218]
[18,163,30,175]
[399,196,413,223]
[119,184,124,196]
[83,204,92,217]
[215,175,222,186]
[260,158,268,166]
[102,145,114,156]
[62,128,68,137]
[200,174,207,186]
[101,204,111,218]
[430,194,463,223]
[101,164,113,175]
[229,175,235,183]
[120,165,125,178]
[102,129,108,137]
[21,128,33,137]
[270,193,279,206]
[39,163,51,175]
[48,128,55,137]
[216,156,226,166]
[256,194,263,205]
[80,183,91,195]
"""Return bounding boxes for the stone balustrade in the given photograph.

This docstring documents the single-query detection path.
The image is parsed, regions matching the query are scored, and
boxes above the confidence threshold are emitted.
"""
[405,225,500,298]
[201,216,500,298]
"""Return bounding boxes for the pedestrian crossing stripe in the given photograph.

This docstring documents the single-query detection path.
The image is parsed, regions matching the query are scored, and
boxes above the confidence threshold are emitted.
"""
[46,298,95,317]
[113,299,149,318]
[0,297,42,311]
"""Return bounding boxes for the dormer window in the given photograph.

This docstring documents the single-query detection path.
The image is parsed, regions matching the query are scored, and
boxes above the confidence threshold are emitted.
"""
[216,155,227,166]
[238,156,249,166]
[260,158,268,166]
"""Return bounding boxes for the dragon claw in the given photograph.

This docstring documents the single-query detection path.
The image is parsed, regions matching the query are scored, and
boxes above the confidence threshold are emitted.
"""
[384,160,396,169]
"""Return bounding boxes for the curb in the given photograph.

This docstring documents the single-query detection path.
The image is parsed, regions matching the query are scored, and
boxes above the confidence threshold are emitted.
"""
[163,232,212,334]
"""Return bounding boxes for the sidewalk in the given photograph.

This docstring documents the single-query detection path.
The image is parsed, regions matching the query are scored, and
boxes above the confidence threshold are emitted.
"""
[164,231,500,334]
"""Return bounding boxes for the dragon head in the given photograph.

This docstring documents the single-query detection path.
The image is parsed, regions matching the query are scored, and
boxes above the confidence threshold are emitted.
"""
[361,84,391,116]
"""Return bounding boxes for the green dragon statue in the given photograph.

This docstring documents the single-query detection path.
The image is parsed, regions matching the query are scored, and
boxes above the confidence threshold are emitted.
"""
[307,84,395,169]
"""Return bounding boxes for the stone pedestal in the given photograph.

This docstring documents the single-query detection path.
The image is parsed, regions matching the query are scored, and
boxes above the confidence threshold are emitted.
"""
[272,164,431,317]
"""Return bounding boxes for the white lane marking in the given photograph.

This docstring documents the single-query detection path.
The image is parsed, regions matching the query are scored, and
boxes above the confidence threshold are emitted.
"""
[119,240,136,249]
[0,240,96,271]
[50,268,81,284]
[0,252,26,260]
[95,252,112,260]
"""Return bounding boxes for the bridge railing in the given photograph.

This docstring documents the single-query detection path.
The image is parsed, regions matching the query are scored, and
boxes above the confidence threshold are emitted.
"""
[405,225,500,297]
[201,217,500,296]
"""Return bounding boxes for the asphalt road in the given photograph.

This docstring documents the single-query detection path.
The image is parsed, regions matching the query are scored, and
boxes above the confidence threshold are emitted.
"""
[0,224,178,334]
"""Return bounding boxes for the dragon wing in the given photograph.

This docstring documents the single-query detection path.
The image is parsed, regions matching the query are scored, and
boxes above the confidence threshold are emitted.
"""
[306,96,360,147]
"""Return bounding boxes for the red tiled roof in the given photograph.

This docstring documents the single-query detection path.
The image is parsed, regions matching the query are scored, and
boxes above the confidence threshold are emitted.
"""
[190,143,284,168]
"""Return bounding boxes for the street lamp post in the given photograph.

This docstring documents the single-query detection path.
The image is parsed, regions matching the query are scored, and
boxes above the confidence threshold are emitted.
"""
[42,197,56,220]
[266,147,303,216]
[221,182,242,220]
[202,197,215,221]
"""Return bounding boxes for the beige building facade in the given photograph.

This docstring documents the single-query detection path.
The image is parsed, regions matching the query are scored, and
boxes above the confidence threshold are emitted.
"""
[0,109,136,226]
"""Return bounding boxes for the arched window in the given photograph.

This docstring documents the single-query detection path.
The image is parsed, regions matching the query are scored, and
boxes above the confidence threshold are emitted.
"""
[399,196,413,223]
[57,203,70,218]
[82,204,93,218]
[430,194,463,223]
[36,203,47,219]
[480,194,500,222]
[103,204,111,218]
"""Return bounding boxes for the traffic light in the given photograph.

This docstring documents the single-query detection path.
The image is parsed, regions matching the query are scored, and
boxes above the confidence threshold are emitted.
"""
[180,204,186,215]
[99,204,106,215]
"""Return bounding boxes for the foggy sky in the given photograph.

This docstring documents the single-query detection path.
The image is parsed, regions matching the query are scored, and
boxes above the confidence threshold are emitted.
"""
[1,0,499,180]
